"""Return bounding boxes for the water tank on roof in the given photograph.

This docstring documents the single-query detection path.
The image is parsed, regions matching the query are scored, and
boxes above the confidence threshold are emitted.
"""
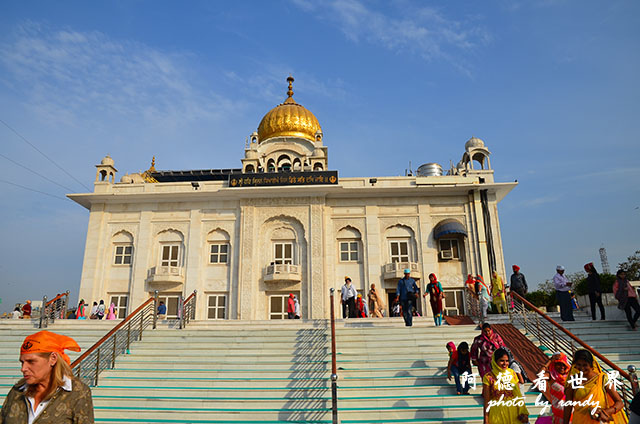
[416,163,443,177]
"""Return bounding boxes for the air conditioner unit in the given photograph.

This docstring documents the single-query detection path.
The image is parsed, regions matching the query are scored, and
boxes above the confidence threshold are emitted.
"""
[441,250,453,259]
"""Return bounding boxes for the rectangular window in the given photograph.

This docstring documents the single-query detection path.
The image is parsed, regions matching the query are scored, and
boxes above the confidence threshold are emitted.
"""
[389,240,409,263]
[439,239,460,260]
[109,295,128,319]
[161,245,180,267]
[114,245,133,265]
[158,295,180,319]
[339,241,359,262]
[209,243,229,264]
[207,295,227,319]
[274,242,293,265]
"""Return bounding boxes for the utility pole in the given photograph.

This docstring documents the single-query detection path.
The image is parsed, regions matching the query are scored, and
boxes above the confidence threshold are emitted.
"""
[599,246,610,274]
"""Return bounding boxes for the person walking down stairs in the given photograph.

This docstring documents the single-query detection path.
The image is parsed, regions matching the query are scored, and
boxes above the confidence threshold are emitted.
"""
[491,271,507,314]
[396,269,419,327]
[424,273,444,326]
[614,269,640,330]
[341,277,357,319]
[510,265,528,298]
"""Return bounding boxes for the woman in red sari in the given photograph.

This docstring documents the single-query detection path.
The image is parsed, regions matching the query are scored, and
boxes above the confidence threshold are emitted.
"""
[471,323,505,377]
[424,273,444,326]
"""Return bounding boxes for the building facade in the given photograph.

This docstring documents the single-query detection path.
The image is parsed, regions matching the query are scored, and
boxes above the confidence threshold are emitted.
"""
[70,77,516,320]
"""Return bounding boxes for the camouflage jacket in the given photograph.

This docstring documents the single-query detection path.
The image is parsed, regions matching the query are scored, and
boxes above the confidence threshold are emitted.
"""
[0,377,94,424]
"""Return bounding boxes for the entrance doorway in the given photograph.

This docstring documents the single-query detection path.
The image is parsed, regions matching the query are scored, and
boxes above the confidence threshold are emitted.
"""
[157,294,180,319]
[268,292,300,319]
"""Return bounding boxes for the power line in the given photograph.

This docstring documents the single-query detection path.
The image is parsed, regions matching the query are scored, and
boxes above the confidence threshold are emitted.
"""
[0,152,76,193]
[0,118,92,191]
[0,178,69,201]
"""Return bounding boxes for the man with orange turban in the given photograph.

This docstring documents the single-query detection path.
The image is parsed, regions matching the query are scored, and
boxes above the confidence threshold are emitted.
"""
[0,330,94,423]
[510,265,528,298]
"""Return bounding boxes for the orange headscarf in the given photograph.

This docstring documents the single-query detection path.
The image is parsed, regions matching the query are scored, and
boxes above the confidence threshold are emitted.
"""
[20,331,81,365]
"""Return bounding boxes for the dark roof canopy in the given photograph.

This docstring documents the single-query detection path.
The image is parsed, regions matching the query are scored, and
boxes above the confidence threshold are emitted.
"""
[434,219,467,239]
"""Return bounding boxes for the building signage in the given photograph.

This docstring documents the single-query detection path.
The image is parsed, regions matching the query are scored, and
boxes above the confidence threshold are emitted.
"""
[228,171,338,188]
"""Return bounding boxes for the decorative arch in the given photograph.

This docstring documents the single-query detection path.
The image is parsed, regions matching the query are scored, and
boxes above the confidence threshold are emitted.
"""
[207,228,230,242]
[156,229,184,242]
[337,225,362,239]
[112,230,134,243]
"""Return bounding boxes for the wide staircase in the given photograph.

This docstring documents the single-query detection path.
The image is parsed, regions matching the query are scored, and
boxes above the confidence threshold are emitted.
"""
[1,317,550,424]
[3,314,636,423]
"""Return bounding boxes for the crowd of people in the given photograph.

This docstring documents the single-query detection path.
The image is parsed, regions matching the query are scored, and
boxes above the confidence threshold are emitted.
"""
[443,323,637,423]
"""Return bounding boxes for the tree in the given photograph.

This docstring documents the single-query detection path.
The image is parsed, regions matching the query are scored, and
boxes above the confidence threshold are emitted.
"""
[618,250,640,280]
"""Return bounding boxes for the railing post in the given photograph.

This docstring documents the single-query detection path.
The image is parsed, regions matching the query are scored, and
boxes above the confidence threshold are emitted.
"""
[39,295,47,329]
[507,293,513,323]
[63,291,70,319]
[127,321,131,353]
[178,295,182,329]
[94,348,100,386]
[329,288,338,424]
[535,313,541,340]
[153,290,158,329]
[191,290,197,321]
[111,334,117,369]
[139,309,144,341]
[552,326,558,352]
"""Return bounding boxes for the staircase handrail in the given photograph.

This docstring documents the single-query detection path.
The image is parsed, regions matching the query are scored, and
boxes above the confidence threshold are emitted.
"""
[179,290,197,329]
[39,291,70,328]
[329,288,338,424]
[509,290,638,413]
[71,292,158,386]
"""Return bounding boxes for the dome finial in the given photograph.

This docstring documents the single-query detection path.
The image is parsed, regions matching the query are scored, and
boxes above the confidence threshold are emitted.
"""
[149,156,156,172]
[286,75,294,98]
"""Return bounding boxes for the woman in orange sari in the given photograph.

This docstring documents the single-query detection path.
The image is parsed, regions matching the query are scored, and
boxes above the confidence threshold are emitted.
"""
[563,349,627,424]
[539,352,571,424]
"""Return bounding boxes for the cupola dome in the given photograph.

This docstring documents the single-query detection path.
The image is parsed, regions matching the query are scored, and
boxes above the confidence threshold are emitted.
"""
[257,76,322,143]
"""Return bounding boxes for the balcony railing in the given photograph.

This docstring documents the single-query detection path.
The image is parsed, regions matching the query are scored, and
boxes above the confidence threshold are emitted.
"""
[382,261,421,280]
[146,266,185,286]
[264,263,302,282]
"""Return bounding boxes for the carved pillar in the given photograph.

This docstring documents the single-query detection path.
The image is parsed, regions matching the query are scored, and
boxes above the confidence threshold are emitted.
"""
[417,203,433,317]
[238,203,256,319]
[184,209,202,318]
[129,209,153,311]
[78,203,107,308]
[309,198,325,318]
[364,206,383,293]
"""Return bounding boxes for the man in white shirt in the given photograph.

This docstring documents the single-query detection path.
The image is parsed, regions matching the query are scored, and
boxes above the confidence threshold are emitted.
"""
[341,277,357,318]
[553,265,574,321]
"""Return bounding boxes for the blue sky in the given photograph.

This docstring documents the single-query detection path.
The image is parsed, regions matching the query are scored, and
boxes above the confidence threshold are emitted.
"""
[0,1,638,313]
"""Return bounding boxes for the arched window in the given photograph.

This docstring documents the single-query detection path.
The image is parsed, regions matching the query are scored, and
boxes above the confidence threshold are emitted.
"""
[245,164,255,173]
[267,159,276,173]
[337,227,362,262]
[157,230,184,268]
[313,162,323,171]
[112,231,133,265]
[207,229,230,264]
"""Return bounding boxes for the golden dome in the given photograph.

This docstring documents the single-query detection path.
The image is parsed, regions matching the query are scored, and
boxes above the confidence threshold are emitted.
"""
[257,76,321,142]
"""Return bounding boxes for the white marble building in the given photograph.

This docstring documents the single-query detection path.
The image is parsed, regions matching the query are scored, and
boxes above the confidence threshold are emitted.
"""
[69,77,516,320]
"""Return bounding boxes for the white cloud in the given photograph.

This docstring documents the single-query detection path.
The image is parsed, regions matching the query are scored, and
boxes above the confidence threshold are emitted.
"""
[291,0,491,73]
[0,22,243,128]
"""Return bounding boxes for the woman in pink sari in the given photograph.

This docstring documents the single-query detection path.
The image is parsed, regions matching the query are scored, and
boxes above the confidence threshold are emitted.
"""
[471,323,505,377]
[106,303,117,320]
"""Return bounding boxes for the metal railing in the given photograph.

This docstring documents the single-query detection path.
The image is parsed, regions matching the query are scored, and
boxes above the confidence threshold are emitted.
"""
[329,288,338,424]
[71,294,158,386]
[508,291,638,414]
[179,290,197,329]
[39,291,70,328]
[464,288,481,323]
